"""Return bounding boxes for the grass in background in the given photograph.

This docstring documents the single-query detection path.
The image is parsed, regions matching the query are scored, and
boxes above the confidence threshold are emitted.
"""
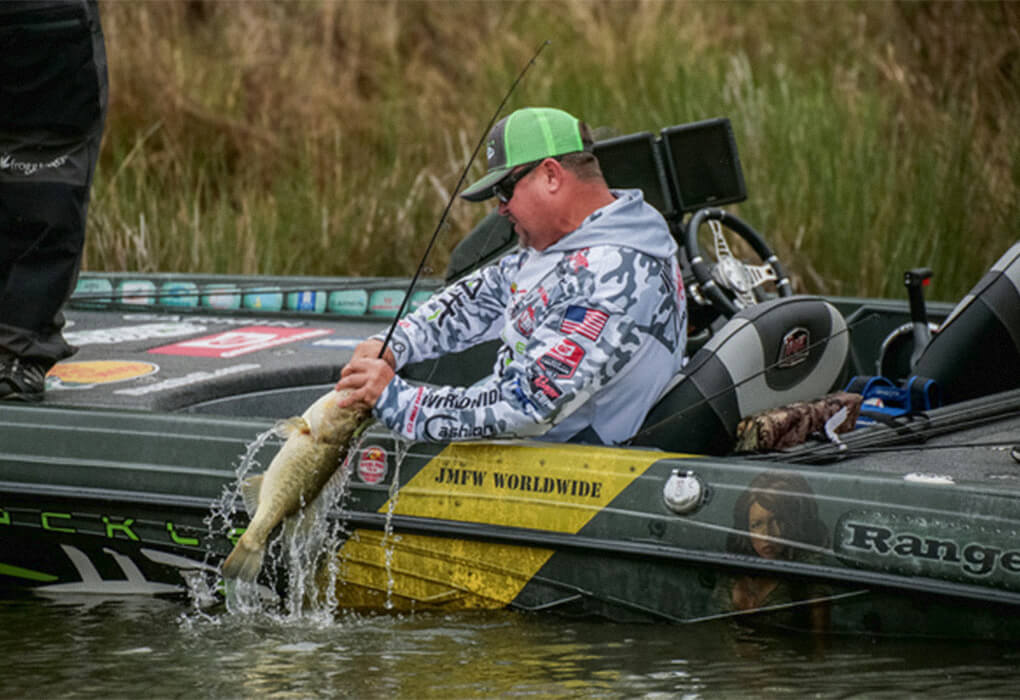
[87,0,1019,302]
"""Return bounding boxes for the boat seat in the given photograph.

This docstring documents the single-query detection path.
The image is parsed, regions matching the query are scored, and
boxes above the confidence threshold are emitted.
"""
[630,296,850,455]
[913,242,1020,404]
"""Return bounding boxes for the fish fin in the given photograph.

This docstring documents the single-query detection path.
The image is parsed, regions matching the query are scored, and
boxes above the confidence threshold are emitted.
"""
[221,531,266,582]
[273,416,311,439]
[239,474,263,517]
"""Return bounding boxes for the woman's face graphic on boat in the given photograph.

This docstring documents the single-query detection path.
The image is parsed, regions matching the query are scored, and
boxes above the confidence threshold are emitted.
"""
[748,500,786,559]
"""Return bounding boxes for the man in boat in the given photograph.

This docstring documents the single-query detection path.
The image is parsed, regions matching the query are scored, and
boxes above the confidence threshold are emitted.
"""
[337,107,687,445]
[0,0,108,401]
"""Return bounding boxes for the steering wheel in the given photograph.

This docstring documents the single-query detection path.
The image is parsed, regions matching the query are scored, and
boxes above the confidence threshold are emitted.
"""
[684,208,793,317]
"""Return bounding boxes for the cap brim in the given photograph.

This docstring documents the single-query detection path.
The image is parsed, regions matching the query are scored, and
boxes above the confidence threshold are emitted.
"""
[459,166,512,202]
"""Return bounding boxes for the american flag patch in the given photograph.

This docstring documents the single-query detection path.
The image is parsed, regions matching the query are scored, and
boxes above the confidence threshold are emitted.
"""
[560,305,609,340]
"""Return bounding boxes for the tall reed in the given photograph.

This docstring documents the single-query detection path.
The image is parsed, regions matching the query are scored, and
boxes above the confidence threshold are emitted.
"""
[87,0,1020,302]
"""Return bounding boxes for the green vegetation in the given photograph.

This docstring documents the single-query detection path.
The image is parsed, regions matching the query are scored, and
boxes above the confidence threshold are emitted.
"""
[88,0,1019,301]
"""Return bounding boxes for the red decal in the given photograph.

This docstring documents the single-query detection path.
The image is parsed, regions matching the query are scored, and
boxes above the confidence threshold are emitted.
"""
[405,385,425,435]
[567,248,590,272]
[357,446,388,484]
[539,338,585,378]
[149,326,332,358]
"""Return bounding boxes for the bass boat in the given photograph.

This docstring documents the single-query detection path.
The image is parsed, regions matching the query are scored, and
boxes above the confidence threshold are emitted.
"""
[2,118,1018,639]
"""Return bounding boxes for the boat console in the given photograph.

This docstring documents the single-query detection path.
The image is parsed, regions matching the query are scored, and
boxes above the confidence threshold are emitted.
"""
[593,116,747,220]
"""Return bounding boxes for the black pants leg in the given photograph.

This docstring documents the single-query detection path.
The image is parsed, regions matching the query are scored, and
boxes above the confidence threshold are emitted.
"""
[0,0,108,370]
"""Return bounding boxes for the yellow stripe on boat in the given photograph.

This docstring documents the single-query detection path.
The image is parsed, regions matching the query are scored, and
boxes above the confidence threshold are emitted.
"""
[334,442,676,611]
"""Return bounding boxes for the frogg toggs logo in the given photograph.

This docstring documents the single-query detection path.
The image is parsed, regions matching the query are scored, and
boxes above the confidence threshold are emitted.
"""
[1,152,70,176]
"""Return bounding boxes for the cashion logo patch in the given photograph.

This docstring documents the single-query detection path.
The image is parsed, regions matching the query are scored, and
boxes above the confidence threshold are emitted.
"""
[357,446,388,484]
[46,360,159,389]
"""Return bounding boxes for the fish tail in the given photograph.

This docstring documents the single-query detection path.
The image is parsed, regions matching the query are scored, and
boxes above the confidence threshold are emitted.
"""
[221,532,266,582]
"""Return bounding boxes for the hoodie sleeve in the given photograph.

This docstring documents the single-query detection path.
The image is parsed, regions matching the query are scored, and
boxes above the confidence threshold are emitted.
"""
[372,247,649,442]
[371,255,517,369]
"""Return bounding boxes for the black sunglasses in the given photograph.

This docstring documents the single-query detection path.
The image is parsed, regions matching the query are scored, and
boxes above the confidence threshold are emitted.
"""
[493,161,541,204]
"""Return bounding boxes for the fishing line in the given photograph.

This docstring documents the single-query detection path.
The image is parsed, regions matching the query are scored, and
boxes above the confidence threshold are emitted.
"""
[376,39,550,359]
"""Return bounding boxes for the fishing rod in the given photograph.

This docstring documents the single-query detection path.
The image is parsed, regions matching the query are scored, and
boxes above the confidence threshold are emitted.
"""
[375,40,550,359]
[755,389,1020,464]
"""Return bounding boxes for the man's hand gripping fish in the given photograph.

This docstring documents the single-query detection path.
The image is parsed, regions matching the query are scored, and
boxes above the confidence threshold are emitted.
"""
[221,389,371,582]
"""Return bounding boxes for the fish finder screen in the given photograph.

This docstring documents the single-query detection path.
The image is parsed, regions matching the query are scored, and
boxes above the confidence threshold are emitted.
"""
[592,132,674,217]
[661,118,746,213]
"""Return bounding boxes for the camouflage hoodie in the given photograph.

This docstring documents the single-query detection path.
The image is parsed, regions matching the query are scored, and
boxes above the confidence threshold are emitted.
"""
[372,189,687,444]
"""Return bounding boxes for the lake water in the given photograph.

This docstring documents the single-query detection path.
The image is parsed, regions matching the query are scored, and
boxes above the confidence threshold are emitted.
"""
[4,594,1019,698]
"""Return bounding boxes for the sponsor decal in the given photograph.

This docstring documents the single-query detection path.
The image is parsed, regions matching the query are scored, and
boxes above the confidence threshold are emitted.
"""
[243,288,284,312]
[566,248,590,272]
[73,278,114,306]
[368,289,405,317]
[418,388,501,411]
[406,386,425,436]
[46,360,159,390]
[538,338,585,379]
[328,289,368,315]
[117,280,156,305]
[515,306,536,337]
[114,363,260,396]
[311,337,363,350]
[122,313,305,328]
[159,281,199,308]
[837,511,1020,587]
[359,443,664,608]
[286,291,326,313]
[64,322,207,346]
[427,278,484,326]
[0,151,69,176]
[357,446,388,484]
[433,465,604,499]
[424,415,498,441]
[559,305,609,341]
[1,506,234,550]
[530,372,562,400]
[201,284,242,310]
[777,326,810,368]
[676,266,687,307]
[148,326,332,358]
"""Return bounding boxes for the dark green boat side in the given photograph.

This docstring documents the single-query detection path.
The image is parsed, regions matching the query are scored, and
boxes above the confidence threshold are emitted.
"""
[0,273,1017,639]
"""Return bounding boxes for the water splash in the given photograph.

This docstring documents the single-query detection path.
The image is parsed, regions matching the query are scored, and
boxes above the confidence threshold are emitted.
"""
[381,446,403,610]
[192,423,418,623]
[209,426,372,622]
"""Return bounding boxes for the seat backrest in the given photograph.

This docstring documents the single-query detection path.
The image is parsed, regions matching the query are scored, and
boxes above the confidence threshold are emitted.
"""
[914,242,1020,404]
[630,296,850,454]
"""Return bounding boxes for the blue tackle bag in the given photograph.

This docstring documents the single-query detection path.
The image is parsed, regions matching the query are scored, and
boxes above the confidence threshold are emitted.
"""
[844,375,940,426]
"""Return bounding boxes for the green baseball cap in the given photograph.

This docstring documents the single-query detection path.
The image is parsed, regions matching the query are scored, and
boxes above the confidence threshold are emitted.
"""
[460,107,586,202]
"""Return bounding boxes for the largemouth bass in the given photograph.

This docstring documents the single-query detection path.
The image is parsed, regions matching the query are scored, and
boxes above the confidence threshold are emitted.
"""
[221,389,370,582]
